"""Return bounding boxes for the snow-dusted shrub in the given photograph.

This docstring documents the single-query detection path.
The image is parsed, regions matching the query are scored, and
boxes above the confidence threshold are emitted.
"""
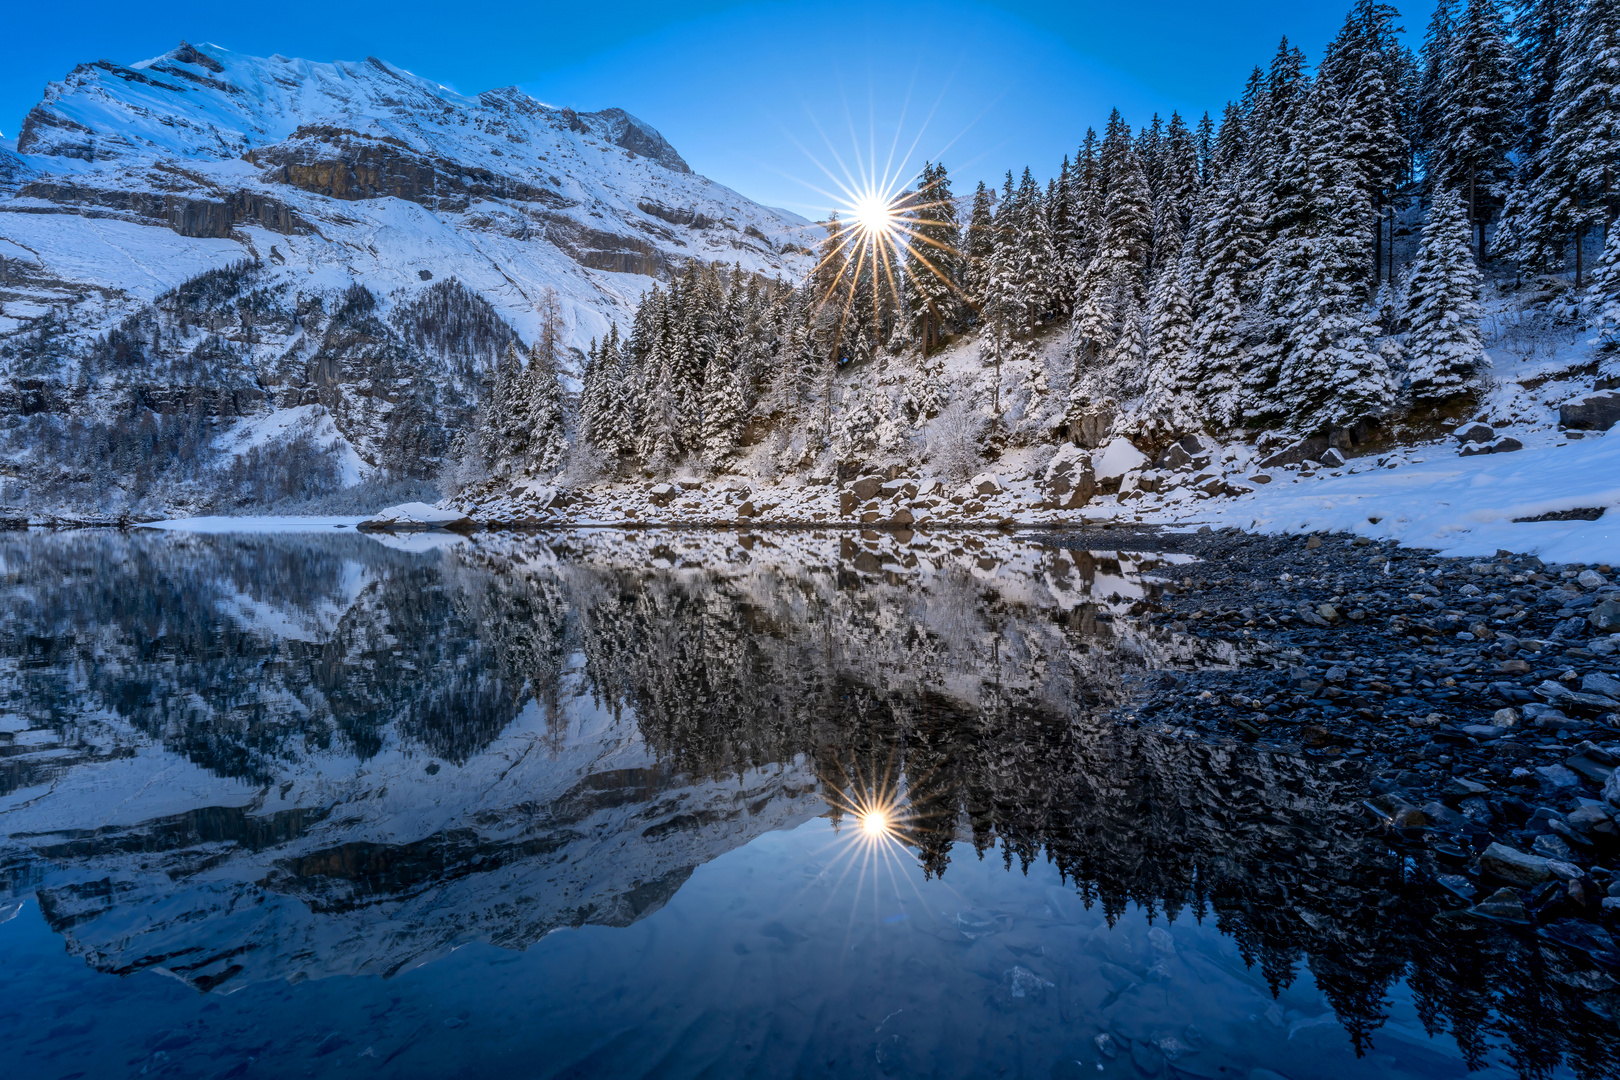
[924,398,985,481]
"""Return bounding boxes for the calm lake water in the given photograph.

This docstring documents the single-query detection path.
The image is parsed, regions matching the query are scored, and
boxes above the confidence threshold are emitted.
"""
[0,527,1603,1079]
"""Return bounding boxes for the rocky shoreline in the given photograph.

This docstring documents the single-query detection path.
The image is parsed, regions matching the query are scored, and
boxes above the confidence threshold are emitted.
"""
[1071,524,1620,937]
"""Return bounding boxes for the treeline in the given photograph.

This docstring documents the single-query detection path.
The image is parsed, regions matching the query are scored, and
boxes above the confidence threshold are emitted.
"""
[464,0,1620,485]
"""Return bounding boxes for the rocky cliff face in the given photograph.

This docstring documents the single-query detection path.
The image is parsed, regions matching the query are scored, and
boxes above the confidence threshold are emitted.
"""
[0,42,815,512]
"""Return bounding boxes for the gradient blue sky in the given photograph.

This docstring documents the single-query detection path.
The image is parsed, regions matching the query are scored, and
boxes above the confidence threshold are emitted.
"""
[5,0,1438,216]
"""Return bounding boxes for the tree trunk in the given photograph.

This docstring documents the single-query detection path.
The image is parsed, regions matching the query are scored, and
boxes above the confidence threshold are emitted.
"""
[1374,192,1383,283]
[1576,221,1585,288]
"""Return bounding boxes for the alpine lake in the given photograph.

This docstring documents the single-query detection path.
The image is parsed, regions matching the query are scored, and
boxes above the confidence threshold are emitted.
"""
[0,524,1613,1080]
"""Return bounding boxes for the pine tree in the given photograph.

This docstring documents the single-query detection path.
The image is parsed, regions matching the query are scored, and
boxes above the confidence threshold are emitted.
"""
[1432,0,1518,258]
[1540,0,1620,283]
[1405,188,1486,400]
[907,161,962,353]
[1590,222,1620,345]
[480,342,525,470]
[523,288,568,474]
[700,339,744,468]
[1275,173,1396,435]
[1143,257,1196,424]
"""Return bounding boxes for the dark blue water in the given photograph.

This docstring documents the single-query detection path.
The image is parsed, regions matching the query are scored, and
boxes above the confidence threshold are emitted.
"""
[0,527,1602,1079]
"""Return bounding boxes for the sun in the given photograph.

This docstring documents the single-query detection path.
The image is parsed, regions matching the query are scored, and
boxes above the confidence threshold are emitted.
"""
[860,808,892,838]
[849,193,896,239]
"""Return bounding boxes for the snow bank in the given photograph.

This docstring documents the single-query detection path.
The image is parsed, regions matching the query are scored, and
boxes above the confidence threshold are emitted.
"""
[1185,433,1619,563]
[141,516,366,532]
[357,502,474,531]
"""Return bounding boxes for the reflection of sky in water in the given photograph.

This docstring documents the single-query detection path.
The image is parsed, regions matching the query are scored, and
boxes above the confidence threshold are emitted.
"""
[0,819,1513,1080]
[0,529,1598,1078]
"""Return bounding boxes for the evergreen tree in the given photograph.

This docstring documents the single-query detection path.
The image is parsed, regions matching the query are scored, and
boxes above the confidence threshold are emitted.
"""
[963,182,998,319]
[1405,188,1486,400]
[1540,0,1620,283]
[522,288,568,474]
[480,342,525,470]
[907,161,963,353]
[700,339,744,468]
[1590,221,1620,345]
[1274,173,1396,434]
[1432,0,1518,258]
[1143,256,1196,424]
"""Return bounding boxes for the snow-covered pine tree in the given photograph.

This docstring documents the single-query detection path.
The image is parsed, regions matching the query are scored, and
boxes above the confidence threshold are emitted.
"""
[522,288,568,474]
[1328,0,1408,282]
[908,161,962,353]
[1498,0,1575,271]
[1432,0,1518,259]
[1103,276,1146,397]
[1590,223,1620,346]
[1539,0,1620,284]
[1012,167,1057,335]
[700,338,744,469]
[480,341,525,469]
[1405,188,1486,400]
[1142,252,1196,425]
[1417,0,1457,165]
[1274,171,1396,436]
[582,325,628,460]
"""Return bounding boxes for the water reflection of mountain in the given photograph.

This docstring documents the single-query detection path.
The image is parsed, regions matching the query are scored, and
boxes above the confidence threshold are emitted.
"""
[0,529,1615,1077]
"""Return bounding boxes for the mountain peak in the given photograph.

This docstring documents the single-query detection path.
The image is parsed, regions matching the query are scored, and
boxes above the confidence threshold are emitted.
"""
[167,41,224,73]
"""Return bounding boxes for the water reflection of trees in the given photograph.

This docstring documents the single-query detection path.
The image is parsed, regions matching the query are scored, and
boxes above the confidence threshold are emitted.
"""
[2,530,1617,1077]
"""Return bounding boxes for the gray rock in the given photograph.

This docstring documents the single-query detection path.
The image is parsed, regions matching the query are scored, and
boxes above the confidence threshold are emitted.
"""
[1583,672,1620,699]
[1537,763,1583,790]
[1455,421,1495,444]
[1533,832,1575,860]
[1319,448,1346,467]
[1479,842,1552,885]
[1592,599,1620,630]
[1577,569,1610,588]
[1469,886,1530,922]
[1604,767,1620,808]
[1559,390,1620,431]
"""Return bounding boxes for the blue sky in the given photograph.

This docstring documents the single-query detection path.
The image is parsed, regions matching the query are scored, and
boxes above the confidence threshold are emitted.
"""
[5,0,1437,215]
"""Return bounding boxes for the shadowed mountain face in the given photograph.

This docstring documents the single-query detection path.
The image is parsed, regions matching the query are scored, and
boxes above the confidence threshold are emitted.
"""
[0,529,1616,1078]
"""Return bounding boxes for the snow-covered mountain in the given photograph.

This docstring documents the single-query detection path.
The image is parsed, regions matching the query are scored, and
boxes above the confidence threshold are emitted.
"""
[1,41,813,342]
[0,43,816,512]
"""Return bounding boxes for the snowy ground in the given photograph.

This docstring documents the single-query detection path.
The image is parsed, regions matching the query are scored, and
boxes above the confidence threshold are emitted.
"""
[1141,432,1618,563]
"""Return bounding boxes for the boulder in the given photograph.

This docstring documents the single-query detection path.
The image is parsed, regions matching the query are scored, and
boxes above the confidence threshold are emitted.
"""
[1258,435,1333,469]
[1090,437,1150,482]
[648,483,678,506]
[1454,421,1495,444]
[838,490,859,517]
[851,475,884,501]
[1559,391,1620,431]
[1066,400,1116,448]
[970,472,1003,496]
[1042,445,1095,509]
[1319,448,1346,467]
